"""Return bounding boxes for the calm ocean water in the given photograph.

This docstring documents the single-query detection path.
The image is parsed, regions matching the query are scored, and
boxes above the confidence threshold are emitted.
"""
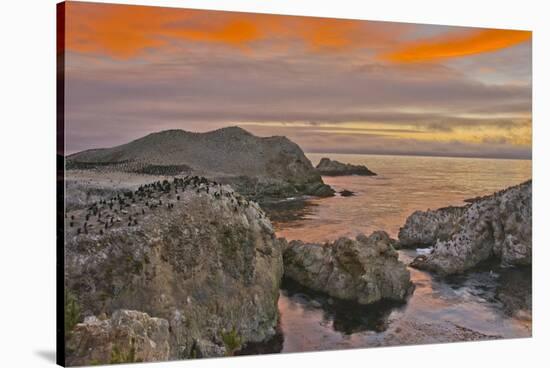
[275,153,532,242]
[268,153,532,353]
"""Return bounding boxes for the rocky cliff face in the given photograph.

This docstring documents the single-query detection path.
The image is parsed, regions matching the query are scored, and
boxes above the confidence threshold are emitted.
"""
[405,181,531,275]
[315,157,377,176]
[64,177,284,364]
[67,127,334,201]
[66,310,171,366]
[282,231,413,305]
[398,206,466,248]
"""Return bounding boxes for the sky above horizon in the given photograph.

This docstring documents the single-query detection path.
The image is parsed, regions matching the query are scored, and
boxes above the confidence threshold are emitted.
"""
[62,2,532,159]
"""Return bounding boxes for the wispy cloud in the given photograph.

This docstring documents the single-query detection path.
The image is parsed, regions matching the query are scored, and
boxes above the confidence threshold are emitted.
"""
[66,2,530,60]
[381,29,531,63]
[65,2,406,58]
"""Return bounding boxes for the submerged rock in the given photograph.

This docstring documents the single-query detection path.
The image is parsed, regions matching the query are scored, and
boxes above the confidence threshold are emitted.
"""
[339,189,355,197]
[65,177,283,364]
[404,180,531,275]
[66,310,171,366]
[305,181,336,197]
[282,231,413,305]
[315,157,377,176]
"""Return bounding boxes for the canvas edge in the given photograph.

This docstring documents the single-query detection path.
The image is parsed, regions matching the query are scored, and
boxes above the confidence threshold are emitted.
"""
[56,2,66,367]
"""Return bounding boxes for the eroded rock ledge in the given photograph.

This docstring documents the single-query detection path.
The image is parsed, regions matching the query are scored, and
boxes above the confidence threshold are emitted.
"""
[66,310,171,366]
[64,176,283,364]
[281,231,413,305]
[402,180,531,275]
[398,206,466,248]
[315,157,377,176]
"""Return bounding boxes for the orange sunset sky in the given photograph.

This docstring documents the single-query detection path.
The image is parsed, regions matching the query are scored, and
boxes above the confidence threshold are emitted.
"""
[61,1,532,159]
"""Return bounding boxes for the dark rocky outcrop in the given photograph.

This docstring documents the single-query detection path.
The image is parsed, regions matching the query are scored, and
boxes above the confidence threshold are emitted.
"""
[339,189,355,197]
[281,231,413,305]
[495,266,532,320]
[67,127,334,201]
[66,310,171,366]
[64,177,283,364]
[315,157,376,176]
[403,180,531,275]
[398,206,466,248]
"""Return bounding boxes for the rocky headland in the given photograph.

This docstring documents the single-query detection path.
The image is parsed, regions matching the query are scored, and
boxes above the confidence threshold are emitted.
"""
[64,176,284,364]
[66,127,334,202]
[315,157,377,176]
[401,180,532,275]
[281,231,413,305]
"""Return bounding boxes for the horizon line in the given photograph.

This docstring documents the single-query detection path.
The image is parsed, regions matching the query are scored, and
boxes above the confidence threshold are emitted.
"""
[305,151,532,161]
[61,126,532,161]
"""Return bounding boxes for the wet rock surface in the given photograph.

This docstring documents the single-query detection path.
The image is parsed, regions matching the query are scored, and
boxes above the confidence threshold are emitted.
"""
[315,157,377,176]
[282,231,413,305]
[403,181,531,275]
[380,319,501,346]
[64,176,284,364]
[495,266,532,320]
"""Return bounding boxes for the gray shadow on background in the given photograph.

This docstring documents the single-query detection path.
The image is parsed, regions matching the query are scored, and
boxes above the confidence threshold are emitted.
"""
[35,350,56,364]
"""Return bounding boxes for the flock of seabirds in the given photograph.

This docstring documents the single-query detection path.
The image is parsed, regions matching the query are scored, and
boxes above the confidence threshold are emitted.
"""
[66,176,267,236]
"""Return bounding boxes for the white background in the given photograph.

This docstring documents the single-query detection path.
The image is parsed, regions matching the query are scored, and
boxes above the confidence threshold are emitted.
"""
[1,0,548,367]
